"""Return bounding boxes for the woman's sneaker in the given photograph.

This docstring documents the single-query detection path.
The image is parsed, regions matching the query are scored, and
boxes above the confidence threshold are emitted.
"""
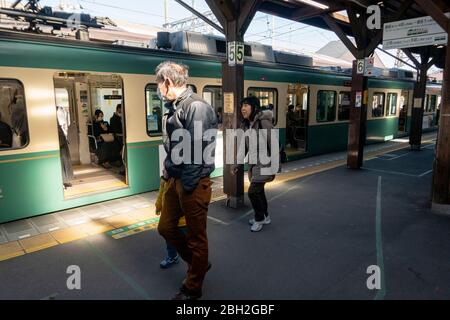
[160,255,179,269]
[248,215,271,226]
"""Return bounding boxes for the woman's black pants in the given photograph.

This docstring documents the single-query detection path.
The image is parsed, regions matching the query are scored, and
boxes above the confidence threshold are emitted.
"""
[248,182,268,222]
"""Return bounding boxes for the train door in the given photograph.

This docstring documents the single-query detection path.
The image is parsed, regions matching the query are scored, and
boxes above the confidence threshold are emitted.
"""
[398,90,409,133]
[54,79,80,164]
[53,72,128,198]
[286,83,309,154]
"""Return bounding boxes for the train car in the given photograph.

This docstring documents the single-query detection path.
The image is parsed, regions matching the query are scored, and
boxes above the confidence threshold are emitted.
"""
[0,30,440,223]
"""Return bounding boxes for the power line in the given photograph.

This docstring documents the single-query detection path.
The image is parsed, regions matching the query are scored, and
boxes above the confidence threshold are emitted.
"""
[78,0,171,20]
[247,24,311,41]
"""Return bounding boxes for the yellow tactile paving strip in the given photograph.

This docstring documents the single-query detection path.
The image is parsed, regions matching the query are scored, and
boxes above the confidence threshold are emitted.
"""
[0,241,25,261]
[0,135,436,262]
[19,233,59,254]
[50,227,88,244]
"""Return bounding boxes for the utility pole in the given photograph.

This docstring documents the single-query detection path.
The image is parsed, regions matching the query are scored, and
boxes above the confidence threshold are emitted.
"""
[164,0,169,25]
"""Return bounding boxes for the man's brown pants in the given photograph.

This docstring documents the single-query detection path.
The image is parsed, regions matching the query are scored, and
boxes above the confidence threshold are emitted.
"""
[157,177,212,295]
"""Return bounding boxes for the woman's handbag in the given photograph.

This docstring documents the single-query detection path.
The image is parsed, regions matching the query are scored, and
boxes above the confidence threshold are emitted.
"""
[100,133,115,143]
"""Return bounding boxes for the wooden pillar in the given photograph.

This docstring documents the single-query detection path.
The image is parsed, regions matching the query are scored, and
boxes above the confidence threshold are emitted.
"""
[222,20,245,208]
[409,62,429,150]
[347,59,369,169]
[432,42,450,208]
[205,0,260,208]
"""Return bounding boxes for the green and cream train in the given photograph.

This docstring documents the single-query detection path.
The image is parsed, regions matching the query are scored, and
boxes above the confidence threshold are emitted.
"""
[0,30,441,223]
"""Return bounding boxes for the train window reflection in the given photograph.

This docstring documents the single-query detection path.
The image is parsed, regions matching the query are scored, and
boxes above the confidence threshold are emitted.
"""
[316,90,336,123]
[0,79,29,150]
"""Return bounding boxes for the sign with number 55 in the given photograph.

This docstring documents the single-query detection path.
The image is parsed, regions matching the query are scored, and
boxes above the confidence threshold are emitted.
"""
[228,41,244,66]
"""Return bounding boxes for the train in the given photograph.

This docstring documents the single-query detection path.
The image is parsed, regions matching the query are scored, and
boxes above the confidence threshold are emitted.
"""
[0,29,441,223]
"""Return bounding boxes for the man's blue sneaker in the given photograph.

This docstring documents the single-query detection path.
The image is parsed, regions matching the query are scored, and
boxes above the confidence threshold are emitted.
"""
[160,255,179,269]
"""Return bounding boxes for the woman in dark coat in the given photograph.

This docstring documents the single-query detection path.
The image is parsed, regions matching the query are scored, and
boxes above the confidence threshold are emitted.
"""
[93,109,121,168]
[233,96,278,232]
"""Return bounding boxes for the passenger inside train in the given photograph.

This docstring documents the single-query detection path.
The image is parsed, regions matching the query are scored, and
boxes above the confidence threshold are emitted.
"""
[0,111,12,149]
[109,104,123,147]
[286,104,299,148]
[57,109,74,189]
[92,109,122,169]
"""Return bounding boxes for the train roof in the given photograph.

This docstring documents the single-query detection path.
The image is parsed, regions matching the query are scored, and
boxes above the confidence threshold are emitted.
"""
[0,28,423,87]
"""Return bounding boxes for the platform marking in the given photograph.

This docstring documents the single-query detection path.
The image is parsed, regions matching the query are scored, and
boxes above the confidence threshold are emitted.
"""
[375,176,386,300]
[106,218,160,239]
[84,239,152,300]
[230,175,316,225]
[418,169,433,177]
[362,167,419,178]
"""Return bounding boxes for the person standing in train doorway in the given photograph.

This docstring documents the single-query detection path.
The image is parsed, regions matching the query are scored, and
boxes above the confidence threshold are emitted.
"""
[156,61,218,300]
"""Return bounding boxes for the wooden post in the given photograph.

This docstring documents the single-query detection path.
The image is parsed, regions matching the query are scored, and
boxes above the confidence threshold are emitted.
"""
[409,62,429,150]
[347,59,369,169]
[432,34,450,209]
[205,0,260,208]
[222,20,245,208]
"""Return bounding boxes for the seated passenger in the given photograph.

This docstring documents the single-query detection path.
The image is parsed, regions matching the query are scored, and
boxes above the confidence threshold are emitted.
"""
[373,105,383,117]
[0,112,12,149]
[286,104,298,148]
[10,93,28,147]
[109,104,123,146]
[93,109,121,169]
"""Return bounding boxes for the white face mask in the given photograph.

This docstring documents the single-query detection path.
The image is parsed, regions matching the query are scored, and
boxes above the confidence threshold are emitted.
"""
[157,86,167,102]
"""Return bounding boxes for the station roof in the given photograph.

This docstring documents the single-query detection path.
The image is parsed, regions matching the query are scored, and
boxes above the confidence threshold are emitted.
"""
[254,0,448,68]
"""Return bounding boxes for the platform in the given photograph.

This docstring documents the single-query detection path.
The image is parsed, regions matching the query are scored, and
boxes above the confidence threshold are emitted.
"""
[1,133,449,299]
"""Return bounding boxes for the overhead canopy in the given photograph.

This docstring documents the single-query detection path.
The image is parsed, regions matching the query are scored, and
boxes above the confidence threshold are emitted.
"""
[255,0,449,68]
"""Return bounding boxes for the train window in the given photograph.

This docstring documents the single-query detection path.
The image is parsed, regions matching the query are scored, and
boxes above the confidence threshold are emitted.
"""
[429,95,437,112]
[386,93,398,116]
[203,86,223,127]
[338,92,351,121]
[316,90,336,123]
[188,84,197,93]
[372,92,385,118]
[248,87,278,125]
[0,79,29,150]
[145,84,167,136]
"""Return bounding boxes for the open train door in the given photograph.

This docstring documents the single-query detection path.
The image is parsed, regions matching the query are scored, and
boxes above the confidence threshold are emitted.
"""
[53,72,128,198]
[286,83,309,155]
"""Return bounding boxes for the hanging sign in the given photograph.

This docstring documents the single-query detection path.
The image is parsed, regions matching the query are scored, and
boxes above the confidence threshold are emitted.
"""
[224,92,234,114]
[383,14,450,50]
[357,59,365,74]
[364,57,375,76]
[228,41,245,67]
[355,91,362,108]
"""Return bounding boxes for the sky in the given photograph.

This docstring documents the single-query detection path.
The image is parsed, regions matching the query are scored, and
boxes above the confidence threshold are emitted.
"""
[22,0,413,68]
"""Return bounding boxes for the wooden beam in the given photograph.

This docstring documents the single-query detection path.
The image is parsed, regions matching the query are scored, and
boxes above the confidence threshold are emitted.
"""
[174,0,225,34]
[322,13,358,58]
[403,48,421,67]
[290,5,343,22]
[427,56,438,69]
[366,0,415,55]
[238,0,261,36]
[346,3,364,49]
[414,0,449,31]
[205,0,235,27]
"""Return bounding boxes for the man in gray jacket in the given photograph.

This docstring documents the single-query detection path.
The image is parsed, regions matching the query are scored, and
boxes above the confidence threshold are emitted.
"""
[156,61,218,300]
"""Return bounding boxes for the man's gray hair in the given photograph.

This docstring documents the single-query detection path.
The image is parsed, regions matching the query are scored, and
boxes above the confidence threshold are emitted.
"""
[155,61,189,87]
